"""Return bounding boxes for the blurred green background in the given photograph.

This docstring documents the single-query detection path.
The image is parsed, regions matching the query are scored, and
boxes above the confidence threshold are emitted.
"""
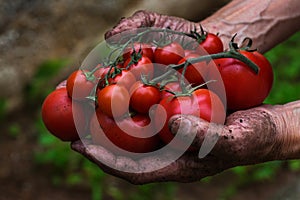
[0,1,300,200]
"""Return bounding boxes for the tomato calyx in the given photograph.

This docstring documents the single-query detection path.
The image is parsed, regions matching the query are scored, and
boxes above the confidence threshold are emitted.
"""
[229,33,258,52]
[185,25,207,44]
[124,48,143,67]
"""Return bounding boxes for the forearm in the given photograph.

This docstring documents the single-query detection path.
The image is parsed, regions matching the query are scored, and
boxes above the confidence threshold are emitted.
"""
[201,0,300,53]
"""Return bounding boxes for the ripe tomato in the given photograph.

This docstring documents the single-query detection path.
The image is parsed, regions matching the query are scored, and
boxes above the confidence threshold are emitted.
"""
[214,50,273,110]
[197,33,223,54]
[129,81,161,114]
[123,42,154,61]
[107,70,136,90]
[66,70,96,101]
[177,54,208,87]
[154,42,185,66]
[90,111,160,154]
[124,55,154,80]
[184,49,202,57]
[155,89,225,150]
[93,64,109,79]
[160,81,182,99]
[41,88,86,141]
[97,84,130,118]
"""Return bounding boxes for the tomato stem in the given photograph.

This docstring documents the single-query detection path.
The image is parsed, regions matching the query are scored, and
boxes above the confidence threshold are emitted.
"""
[172,51,260,74]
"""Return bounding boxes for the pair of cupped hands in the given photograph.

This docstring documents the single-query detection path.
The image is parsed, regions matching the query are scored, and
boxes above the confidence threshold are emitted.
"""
[70,10,300,184]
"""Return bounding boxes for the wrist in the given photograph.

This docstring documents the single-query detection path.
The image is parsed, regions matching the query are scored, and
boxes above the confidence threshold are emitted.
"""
[268,101,300,160]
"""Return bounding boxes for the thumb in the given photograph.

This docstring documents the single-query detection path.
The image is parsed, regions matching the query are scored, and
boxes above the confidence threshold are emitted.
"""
[169,114,225,158]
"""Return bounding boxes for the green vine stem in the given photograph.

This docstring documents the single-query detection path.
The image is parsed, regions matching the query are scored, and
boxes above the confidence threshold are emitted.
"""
[91,28,260,93]
[172,51,260,74]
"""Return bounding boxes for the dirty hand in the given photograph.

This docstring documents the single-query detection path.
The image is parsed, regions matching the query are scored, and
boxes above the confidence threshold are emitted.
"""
[70,9,300,184]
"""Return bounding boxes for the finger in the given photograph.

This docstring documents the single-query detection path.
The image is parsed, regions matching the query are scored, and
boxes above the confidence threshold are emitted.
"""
[169,107,279,164]
[71,139,187,184]
[169,115,227,152]
[71,139,221,184]
[104,10,199,40]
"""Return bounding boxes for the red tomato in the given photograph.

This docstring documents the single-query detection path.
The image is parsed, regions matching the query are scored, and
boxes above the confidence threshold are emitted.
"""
[155,89,225,150]
[129,81,161,114]
[41,88,86,141]
[154,42,185,66]
[123,42,154,61]
[124,56,154,80]
[160,81,182,99]
[97,84,130,118]
[90,111,160,154]
[107,70,136,90]
[177,54,208,87]
[93,64,110,80]
[184,49,202,57]
[197,33,223,54]
[214,50,273,110]
[66,70,96,101]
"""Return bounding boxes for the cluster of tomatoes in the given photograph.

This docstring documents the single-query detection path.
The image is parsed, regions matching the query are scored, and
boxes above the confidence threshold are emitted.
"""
[42,29,273,154]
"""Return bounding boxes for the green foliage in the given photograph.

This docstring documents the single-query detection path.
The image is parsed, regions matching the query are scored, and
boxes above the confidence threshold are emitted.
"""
[219,184,238,200]
[34,115,105,200]
[8,123,21,138]
[264,32,300,104]
[0,98,7,120]
[129,183,177,200]
[288,160,300,171]
[26,58,70,104]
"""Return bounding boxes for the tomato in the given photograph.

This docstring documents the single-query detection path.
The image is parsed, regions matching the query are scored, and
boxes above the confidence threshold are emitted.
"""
[155,89,225,150]
[124,55,154,80]
[177,54,208,87]
[56,80,67,90]
[123,42,154,61]
[66,70,96,101]
[129,81,161,114]
[107,70,136,90]
[90,111,160,154]
[160,81,182,99]
[41,88,86,141]
[214,50,273,110]
[93,64,109,79]
[154,42,185,66]
[184,49,202,57]
[196,33,223,54]
[97,84,130,118]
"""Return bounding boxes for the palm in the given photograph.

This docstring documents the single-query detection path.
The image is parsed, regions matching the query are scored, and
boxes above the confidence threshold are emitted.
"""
[71,8,300,184]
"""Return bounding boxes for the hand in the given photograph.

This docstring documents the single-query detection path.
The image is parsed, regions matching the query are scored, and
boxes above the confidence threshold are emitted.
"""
[71,9,300,184]
[71,100,300,184]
